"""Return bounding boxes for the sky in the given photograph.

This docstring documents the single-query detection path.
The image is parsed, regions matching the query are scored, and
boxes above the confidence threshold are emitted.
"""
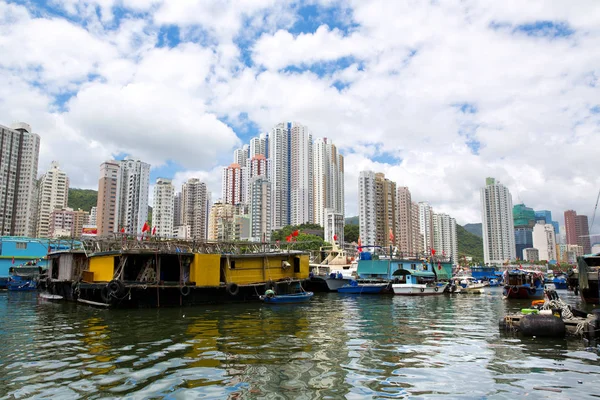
[1,0,599,235]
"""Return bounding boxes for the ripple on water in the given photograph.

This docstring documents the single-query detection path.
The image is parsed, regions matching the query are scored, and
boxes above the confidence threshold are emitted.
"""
[0,290,599,399]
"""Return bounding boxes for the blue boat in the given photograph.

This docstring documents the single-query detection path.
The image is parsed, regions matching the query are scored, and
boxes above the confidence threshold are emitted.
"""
[260,291,314,303]
[7,266,42,291]
[337,280,387,294]
[545,274,567,290]
[502,269,545,300]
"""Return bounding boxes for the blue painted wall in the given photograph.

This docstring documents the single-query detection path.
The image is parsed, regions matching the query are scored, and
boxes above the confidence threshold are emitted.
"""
[0,237,78,278]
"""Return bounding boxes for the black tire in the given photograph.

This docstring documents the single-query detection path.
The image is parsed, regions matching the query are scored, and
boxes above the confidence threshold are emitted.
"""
[420,288,425,293]
[434,287,439,292]
[226,283,239,296]
[107,280,125,297]
[100,287,111,303]
[180,285,191,296]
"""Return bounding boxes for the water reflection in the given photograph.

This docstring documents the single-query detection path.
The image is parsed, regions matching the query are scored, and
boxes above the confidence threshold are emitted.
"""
[0,289,598,399]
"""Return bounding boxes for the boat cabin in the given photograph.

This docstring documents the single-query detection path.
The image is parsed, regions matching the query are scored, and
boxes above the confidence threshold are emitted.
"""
[392,268,437,285]
[504,270,544,288]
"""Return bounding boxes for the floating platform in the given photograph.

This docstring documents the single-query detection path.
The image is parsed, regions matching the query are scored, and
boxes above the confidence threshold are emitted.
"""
[500,312,599,339]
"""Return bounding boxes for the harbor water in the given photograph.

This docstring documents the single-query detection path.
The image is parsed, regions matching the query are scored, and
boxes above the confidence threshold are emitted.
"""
[1,288,599,399]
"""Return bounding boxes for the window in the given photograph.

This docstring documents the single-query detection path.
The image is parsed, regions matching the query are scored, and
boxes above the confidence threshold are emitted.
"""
[16,242,28,249]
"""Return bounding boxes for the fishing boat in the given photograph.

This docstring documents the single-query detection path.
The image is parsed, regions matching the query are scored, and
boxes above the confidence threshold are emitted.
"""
[502,269,545,300]
[337,279,388,294]
[577,253,600,304]
[259,291,314,303]
[454,276,487,294]
[391,269,448,296]
[307,242,357,292]
[7,266,42,291]
[544,271,567,290]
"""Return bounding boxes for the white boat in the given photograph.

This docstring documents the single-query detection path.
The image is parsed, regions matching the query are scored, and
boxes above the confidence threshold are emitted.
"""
[308,243,357,292]
[391,269,447,296]
[454,276,487,294]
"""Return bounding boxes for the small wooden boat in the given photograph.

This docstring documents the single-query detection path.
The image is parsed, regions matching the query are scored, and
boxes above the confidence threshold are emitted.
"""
[259,291,314,303]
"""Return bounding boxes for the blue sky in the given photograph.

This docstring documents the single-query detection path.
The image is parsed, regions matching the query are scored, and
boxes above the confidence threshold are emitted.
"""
[2,0,600,228]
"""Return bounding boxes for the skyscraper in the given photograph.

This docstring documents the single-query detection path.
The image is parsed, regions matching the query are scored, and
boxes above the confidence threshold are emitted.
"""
[35,161,69,237]
[153,178,174,237]
[117,157,150,235]
[481,177,516,265]
[418,202,434,253]
[375,173,397,248]
[313,138,344,227]
[432,213,458,264]
[0,123,40,236]
[96,161,121,236]
[358,171,377,247]
[182,178,210,240]
[173,192,182,227]
[221,163,244,205]
[249,176,272,242]
[565,210,591,254]
[396,187,413,255]
[535,210,559,235]
[411,201,424,255]
[513,203,535,260]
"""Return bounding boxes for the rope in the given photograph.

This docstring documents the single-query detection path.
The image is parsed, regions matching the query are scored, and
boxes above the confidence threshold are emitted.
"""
[542,299,573,319]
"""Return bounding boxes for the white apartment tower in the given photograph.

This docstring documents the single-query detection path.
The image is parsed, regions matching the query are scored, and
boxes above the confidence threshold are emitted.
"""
[249,134,268,158]
[233,145,249,168]
[89,206,97,226]
[117,157,150,235]
[182,178,210,240]
[324,208,344,244]
[96,161,121,236]
[358,171,377,247]
[0,123,40,236]
[249,176,272,242]
[532,222,557,261]
[432,213,458,264]
[35,161,69,237]
[480,177,516,265]
[418,202,434,254]
[153,178,175,237]
[313,138,344,226]
[396,187,413,255]
[411,202,424,255]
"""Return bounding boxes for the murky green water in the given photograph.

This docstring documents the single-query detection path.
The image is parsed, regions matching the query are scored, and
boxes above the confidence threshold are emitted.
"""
[0,289,599,399]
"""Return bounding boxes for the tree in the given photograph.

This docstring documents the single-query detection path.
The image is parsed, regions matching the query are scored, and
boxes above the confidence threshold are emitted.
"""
[270,224,327,251]
[344,224,359,243]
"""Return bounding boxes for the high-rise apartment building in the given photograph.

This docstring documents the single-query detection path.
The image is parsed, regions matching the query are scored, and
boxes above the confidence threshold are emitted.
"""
[153,178,174,237]
[313,138,344,227]
[49,207,89,238]
[182,178,210,240]
[532,222,557,261]
[222,163,245,205]
[0,123,41,236]
[480,177,516,265]
[249,176,272,242]
[89,206,97,226]
[535,210,559,235]
[432,213,458,264]
[35,161,69,237]
[117,157,150,235]
[207,202,242,241]
[418,202,434,254]
[96,161,121,236]
[564,210,592,254]
[233,145,249,168]
[358,171,377,247]
[411,201,424,255]
[375,173,397,248]
[249,134,268,158]
[396,187,413,255]
[173,192,182,227]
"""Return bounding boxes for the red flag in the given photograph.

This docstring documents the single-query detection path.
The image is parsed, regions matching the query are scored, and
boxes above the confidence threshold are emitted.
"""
[438,262,442,270]
[431,249,436,255]
[357,237,362,252]
[333,234,338,241]
[292,229,299,237]
[389,229,394,242]
[120,226,125,233]
[286,235,292,242]
[12,256,15,264]
[142,221,150,233]
[152,226,156,235]
[519,264,522,269]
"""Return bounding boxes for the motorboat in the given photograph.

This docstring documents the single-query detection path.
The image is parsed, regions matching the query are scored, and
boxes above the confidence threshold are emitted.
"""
[391,268,447,296]
[337,280,388,294]
[259,291,314,304]
[307,242,357,292]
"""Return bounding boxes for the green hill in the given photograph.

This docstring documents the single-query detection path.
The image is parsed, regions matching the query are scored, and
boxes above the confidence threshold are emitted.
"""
[463,223,482,238]
[345,216,359,225]
[68,188,98,212]
[457,224,484,263]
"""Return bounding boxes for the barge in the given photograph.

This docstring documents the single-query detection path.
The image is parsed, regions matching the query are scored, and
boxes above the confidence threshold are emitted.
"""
[41,239,310,308]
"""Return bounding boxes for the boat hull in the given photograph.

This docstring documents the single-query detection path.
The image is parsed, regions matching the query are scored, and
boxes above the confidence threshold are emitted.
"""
[7,280,38,291]
[338,284,386,294]
[503,285,544,300]
[305,276,350,292]
[392,283,447,296]
[260,292,314,303]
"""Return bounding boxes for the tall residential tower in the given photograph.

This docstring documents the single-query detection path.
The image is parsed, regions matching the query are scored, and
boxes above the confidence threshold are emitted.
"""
[480,177,516,265]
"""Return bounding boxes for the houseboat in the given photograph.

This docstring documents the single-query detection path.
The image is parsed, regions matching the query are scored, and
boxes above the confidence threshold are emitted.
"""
[502,269,545,300]
[0,237,78,289]
[577,253,600,304]
[41,239,310,308]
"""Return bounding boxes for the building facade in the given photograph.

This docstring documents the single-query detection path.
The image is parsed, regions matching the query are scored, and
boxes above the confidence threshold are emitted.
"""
[181,178,210,240]
[49,207,89,238]
[249,176,272,242]
[418,202,434,254]
[117,157,150,235]
[513,203,535,260]
[564,210,592,254]
[480,177,516,265]
[96,161,121,236]
[358,171,377,247]
[313,138,344,227]
[0,123,41,236]
[324,208,344,244]
[221,163,245,205]
[432,213,458,264]
[35,161,69,238]
[153,178,175,237]
[396,187,413,255]
[532,222,557,261]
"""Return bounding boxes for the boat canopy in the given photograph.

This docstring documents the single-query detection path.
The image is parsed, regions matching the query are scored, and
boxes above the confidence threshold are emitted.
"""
[392,269,435,278]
